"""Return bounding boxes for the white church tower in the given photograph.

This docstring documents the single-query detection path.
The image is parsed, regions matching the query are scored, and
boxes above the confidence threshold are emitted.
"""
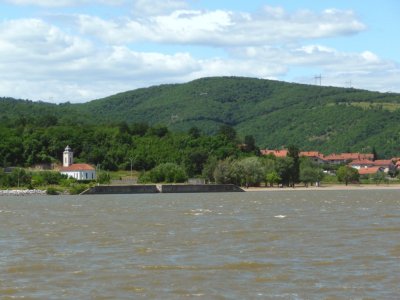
[63,145,73,167]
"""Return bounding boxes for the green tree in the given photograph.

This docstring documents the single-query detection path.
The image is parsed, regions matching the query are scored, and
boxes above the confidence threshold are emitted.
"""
[243,135,257,153]
[336,166,359,185]
[218,125,237,142]
[213,159,233,184]
[265,171,281,187]
[233,157,265,187]
[371,171,385,185]
[287,145,300,186]
[201,156,218,183]
[300,158,324,187]
[139,163,187,183]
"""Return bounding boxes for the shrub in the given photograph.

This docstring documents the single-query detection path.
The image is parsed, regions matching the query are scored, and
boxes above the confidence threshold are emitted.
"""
[139,163,187,183]
[46,187,59,195]
[69,184,88,195]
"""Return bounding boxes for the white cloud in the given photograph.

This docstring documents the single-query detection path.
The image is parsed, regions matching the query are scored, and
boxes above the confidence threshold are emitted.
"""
[76,7,366,46]
[2,0,125,7]
[132,0,188,16]
[0,4,398,102]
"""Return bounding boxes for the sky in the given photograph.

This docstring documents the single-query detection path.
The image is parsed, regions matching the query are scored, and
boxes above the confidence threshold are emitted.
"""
[0,0,399,103]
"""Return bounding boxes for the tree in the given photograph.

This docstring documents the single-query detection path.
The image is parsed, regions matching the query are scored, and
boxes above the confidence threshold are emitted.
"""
[372,147,378,161]
[243,135,257,153]
[287,145,300,186]
[188,126,201,139]
[139,163,187,183]
[300,158,324,187]
[233,157,265,187]
[213,159,233,184]
[265,171,281,187]
[336,166,359,185]
[218,125,237,142]
[275,157,294,187]
[202,156,218,183]
[371,171,385,185]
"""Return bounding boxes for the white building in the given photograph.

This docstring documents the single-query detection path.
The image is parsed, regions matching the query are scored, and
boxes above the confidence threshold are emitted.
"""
[60,146,96,181]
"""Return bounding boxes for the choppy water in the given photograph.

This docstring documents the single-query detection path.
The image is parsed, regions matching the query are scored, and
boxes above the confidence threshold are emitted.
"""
[1,190,400,299]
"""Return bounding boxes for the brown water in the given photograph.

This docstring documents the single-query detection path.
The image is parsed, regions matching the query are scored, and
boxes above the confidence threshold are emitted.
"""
[1,190,399,299]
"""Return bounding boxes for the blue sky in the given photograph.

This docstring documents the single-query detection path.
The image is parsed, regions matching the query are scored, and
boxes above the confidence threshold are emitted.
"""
[0,0,399,103]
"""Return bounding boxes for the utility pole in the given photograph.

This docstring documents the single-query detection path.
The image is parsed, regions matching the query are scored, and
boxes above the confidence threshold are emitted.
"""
[129,157,134,181]
[314,74,322,86]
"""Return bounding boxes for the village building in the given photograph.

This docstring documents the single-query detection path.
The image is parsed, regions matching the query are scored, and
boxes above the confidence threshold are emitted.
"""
[60,146,96,181]
[348,159,375,170]
[324,153,374,165]
[260,149,288,158]
[299,151,326,164]
[372,160,395,173]
[358,166,384,176]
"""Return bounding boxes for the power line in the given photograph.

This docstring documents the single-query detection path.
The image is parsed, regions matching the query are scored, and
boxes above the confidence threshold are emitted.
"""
[314,74,322,86]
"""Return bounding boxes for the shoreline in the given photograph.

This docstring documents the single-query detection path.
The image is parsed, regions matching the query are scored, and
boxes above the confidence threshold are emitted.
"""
[0,189,46,196]
[1,184,399,196]
[243,184,400,192]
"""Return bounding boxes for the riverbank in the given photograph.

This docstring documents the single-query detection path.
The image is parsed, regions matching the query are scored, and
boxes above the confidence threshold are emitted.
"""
[244,184,400,192]
[0,189,46,196]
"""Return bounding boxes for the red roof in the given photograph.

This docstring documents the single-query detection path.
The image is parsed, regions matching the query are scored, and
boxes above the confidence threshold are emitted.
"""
[260,149,288,158]
[372,160,393,166]
[325,153,373,161]
[300,151,324,158]
[349,159,374,166]
[60,164,95,171]
[358,167,382,175]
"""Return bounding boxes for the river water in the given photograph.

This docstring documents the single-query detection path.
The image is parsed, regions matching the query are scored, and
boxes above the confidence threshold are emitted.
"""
[1,190,399,299]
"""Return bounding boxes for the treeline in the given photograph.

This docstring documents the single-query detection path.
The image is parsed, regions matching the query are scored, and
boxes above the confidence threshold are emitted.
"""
[0,121,257,174]
[138,146,325,187]
[0,119,329,187]
[2,77,400,158]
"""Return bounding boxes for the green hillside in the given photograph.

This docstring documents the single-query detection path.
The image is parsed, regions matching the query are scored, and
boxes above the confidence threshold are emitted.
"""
[2,77,400,157]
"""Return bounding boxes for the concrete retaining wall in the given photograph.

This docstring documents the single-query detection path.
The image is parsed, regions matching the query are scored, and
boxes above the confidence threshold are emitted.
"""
[81,184,244,195]
[160,184,244,193]
[82,185,159,195]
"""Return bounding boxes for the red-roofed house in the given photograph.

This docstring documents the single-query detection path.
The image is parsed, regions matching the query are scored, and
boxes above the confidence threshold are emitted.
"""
[372,160,395,173]
[358,167,384,176]
[349,159,374,170]
[260,149,288,158]
[60,146,96,181]
[300,151,326,164]
[325,153,374,164]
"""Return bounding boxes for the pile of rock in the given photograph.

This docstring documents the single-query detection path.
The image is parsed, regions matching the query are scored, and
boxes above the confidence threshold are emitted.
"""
[0,189,46,196]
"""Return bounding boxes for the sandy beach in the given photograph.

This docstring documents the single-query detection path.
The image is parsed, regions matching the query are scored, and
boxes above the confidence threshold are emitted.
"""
[244,184,400,192]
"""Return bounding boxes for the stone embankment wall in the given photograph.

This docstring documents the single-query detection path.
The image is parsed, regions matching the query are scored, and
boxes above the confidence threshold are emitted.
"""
[81,184,244,195]
[0,189,46,196]
[160,184,244,193]
[82,185,159,195]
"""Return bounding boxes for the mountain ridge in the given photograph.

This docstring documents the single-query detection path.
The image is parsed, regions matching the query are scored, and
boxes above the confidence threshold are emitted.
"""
[1,76,400,156]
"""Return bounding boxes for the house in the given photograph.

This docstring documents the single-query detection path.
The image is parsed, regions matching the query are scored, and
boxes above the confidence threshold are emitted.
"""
[260,149,288,158]
[325,153,373,165]
[358,166,384,176]
[60,146,96,181]
[349,159,374,170]
[300,151,326,164]
[372,160,395,173]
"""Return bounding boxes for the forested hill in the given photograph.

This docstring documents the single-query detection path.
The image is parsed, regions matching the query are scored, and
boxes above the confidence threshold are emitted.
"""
[1,76,400,157]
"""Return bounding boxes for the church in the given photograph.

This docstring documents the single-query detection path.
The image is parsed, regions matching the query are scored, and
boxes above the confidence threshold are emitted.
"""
[60,146,96,181]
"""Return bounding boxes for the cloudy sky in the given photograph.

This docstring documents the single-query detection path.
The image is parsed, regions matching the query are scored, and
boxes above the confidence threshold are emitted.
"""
[0,0,399,103]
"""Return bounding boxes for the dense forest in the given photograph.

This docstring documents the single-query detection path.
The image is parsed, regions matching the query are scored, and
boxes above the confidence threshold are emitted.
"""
[1,76,400,158]
[3,119,361,189]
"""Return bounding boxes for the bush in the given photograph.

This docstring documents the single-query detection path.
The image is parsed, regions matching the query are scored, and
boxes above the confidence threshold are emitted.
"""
[97,172,111,184]
[139,163,187,183]
[69,184,89,195]
[46,187,59,195]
